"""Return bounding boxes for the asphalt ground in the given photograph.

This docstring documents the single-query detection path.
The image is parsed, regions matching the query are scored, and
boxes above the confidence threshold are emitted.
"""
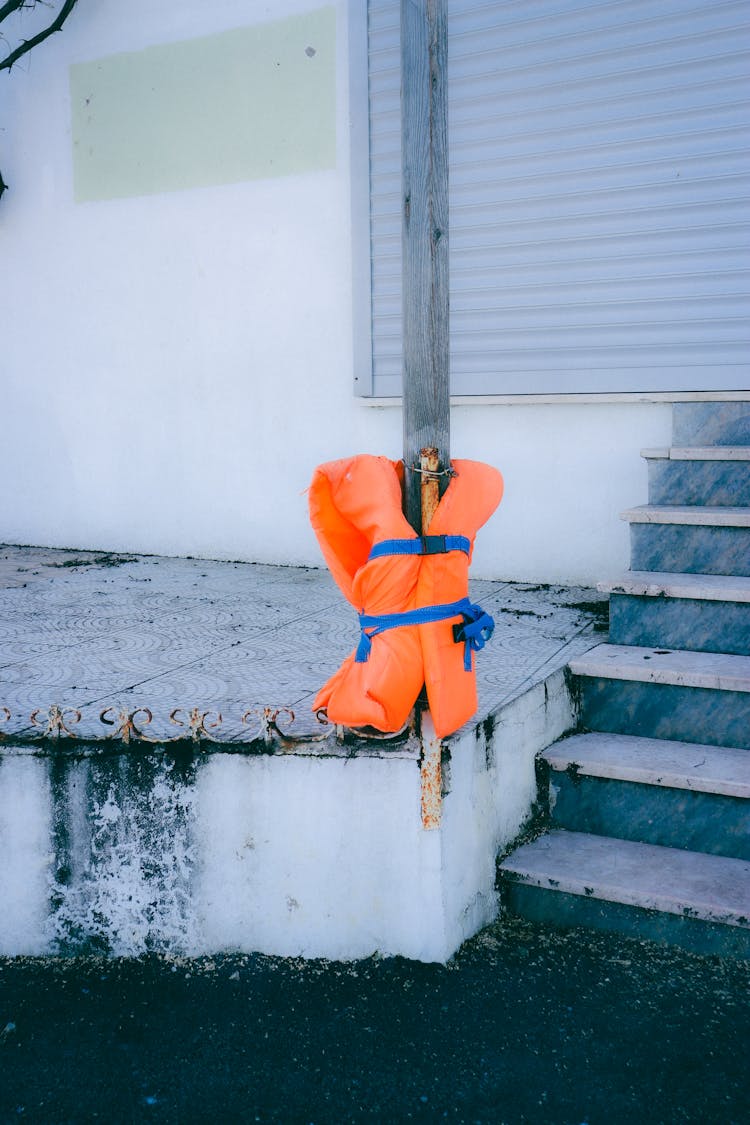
[1,917,747,1125]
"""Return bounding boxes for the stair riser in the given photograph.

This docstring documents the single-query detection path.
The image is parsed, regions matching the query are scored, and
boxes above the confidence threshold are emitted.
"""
[630,524,750,577]
[608,593,750,656]
[548,773,750,860]
[673,403,750,448]
[501,882,750,960]
[579,677,750,750]
[647,460,750,506]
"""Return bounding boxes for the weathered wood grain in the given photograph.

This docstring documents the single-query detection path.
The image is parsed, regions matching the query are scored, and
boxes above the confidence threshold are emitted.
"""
[401,0,450,532]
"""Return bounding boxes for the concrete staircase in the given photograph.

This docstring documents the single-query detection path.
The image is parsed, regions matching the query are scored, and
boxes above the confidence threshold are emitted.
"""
[498,402,750,958]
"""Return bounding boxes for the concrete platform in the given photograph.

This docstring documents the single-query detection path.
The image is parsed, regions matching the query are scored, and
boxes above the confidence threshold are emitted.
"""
[0,545,602,962]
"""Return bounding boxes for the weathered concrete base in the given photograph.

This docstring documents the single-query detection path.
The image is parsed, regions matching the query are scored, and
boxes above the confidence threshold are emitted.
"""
[0,670,575,963]
[438,668,576,958]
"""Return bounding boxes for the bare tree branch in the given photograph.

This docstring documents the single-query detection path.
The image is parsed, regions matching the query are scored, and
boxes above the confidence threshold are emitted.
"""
[0,0,79,73]
[1,0,81,196]
[0,1,28,24]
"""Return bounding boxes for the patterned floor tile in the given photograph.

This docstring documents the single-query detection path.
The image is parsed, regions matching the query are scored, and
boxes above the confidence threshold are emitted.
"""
[0,545,602,740]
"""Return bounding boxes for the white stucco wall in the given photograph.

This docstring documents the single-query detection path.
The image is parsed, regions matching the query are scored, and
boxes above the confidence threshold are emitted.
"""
[0,0,682,585]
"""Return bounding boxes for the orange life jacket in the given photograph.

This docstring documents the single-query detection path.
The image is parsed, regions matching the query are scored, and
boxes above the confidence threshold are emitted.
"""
[308,455,503,738]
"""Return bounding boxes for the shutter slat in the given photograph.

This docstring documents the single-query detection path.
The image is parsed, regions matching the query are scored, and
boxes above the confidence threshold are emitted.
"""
[366,0,750,395]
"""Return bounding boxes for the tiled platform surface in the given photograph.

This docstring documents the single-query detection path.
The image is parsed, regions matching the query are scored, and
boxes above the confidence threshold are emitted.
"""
[0,544,603,745]
[0,544,603,962]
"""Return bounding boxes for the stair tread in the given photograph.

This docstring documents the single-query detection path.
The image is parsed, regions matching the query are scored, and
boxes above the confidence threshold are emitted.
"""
[642,446,750,461]
[543,732,750,798]
[500,830,750,927]
[598,571,750,603]
[569,643,750,692]
[621,505,750,527]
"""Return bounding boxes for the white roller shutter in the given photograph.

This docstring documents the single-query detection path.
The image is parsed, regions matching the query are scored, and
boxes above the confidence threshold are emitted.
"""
[364,0,750,396]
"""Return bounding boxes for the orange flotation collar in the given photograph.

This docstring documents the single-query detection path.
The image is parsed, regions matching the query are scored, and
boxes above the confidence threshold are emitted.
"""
[308,455,503,738]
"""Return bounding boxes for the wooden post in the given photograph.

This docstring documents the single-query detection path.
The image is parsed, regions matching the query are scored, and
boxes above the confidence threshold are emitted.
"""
[420,447,440,531]
[401,0,450,532]
[418,446,443,829]
[401,1,450,828]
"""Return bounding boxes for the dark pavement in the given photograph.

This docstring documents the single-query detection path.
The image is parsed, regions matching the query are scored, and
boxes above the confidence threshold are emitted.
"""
[1,917,747,1125]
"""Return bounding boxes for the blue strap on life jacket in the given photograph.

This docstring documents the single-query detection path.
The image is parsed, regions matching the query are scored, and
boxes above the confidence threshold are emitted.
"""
[451,603,496,670]
[355,597,495,672]
[368,535,470,562]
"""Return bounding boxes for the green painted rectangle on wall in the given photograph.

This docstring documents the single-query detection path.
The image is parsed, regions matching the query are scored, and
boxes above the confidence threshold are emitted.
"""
[70,7,336,202]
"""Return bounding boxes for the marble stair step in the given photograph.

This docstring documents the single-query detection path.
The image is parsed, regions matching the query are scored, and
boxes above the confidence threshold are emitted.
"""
[544,747,750,861]
[673,402,750,448]
[621,505,750,527]
[543,732,750,798]
[627,520,750,578]
[499,830,750,929]
[577,671,750,750]
[642,447,750,461]
[569,644,750,693]
[599,573,750,655]
[598,572,750,602]
[640,452,750,506]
